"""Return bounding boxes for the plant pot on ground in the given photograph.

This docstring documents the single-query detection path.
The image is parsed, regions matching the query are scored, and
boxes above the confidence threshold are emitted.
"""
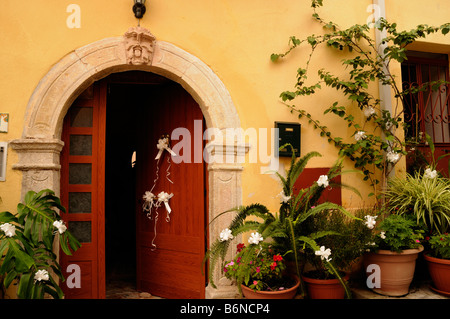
[363,213,424,297]
[302,270,350,299]
[364,246,424,296]
[300,208,374,280]
[423,233,450,296]
[221,243,300,299]
[240,275,300,299]
[301,244,353,299]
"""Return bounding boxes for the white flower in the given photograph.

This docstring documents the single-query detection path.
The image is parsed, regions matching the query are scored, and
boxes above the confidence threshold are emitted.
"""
[278,190,291,203]
[315,246,332,262]
[418,132,424,140]
[424,168,437,179]
[365,242,377,251]
[53,220,67,234]
[0,223,16,237]
[34,269,49,282]
[380,231,386,239]
[248,232,263,245]
[364,107,376,118]
[354,131,367,141]
[386,151,400,163]
[385,121,393,131]
[364,215,377,229]
[317,175,329,188]
[219,228,234,242]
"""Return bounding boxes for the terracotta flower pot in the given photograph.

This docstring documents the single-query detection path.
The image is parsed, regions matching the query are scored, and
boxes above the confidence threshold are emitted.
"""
[363,246,423,297]
[240,276,300,299]
[302,274,349,299]
[424,253,450,296]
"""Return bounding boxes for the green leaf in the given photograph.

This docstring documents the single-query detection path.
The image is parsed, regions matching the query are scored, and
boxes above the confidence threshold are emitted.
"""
[4,269,17,288]
[0,211,17,223]
[17,272,33,299]
[7,238,35,272]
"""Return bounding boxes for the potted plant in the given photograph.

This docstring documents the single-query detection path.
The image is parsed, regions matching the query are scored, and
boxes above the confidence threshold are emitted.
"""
[301,245,350,299]
[363,213,424,296]
[383,168,450,235]
[204,145,360,299]
[423,233,450,296]
[300,209,374,298]
[221,241,300,299]
[0,189,81,299]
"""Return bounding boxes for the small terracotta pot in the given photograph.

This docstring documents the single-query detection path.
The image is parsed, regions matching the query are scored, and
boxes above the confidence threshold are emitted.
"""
[240,276,300,299]
[424,253,450,296]
[364,246,423,297]
[302,274,349,299]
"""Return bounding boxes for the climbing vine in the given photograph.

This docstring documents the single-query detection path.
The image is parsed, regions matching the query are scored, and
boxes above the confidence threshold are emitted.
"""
[272,0,450,195]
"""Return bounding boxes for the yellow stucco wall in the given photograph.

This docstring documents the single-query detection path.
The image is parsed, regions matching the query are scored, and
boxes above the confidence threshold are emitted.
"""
[0,0,449,214]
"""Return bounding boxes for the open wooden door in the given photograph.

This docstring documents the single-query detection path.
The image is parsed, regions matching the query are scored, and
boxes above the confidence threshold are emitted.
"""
[60,72,206,299]
[135,83,207,299]
[60,82,106,299]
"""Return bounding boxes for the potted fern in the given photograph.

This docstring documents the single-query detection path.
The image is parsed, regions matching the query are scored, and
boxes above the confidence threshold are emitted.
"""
[204,145,360,299]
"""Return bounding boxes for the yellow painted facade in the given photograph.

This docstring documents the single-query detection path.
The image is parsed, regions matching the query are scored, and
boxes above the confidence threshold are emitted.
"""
[0,0,449,213]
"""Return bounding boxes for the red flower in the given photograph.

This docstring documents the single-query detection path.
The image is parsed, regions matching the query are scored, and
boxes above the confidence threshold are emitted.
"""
[270,262,277,271]
[273,254,283,262]
[236,243,245,252]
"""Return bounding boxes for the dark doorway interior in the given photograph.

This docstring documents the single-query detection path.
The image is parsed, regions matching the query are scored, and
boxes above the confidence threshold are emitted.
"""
[105,83,146,289]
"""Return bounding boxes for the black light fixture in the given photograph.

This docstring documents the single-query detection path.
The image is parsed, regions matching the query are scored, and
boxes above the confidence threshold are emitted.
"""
[133,0,147,19]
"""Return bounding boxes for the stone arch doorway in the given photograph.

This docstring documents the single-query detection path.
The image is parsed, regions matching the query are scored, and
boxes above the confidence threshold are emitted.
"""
[11,27,246,298]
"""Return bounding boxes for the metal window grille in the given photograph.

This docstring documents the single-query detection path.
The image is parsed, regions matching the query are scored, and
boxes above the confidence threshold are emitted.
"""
[401,53,450,144]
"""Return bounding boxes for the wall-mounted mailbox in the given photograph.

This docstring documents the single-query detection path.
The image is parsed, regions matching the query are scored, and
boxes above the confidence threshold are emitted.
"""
[275,122,301,157]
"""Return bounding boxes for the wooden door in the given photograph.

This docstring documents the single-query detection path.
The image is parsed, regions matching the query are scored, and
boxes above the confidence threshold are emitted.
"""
[60,83,106,299]
[135,83,206,299]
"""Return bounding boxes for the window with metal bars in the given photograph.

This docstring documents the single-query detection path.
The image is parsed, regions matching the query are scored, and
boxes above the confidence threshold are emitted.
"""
[401,51,450,144]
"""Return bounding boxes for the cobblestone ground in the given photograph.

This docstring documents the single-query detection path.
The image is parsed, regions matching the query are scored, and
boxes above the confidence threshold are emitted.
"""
[106,280,163,299]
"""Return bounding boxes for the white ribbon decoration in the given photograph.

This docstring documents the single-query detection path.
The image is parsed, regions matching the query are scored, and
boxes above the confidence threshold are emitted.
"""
[142,191,174,251]
[157,191,174,222]
[155,137,176,160]
[142,191,155,219]
[142,136,177,251]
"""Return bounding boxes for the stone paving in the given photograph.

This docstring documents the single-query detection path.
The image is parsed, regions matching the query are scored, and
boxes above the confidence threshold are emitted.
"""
[351,280,450,299]
[106,279,449,299]
[106,280,163,299]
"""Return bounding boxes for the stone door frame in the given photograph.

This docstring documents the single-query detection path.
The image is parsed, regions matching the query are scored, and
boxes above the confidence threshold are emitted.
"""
[11,27,246,299]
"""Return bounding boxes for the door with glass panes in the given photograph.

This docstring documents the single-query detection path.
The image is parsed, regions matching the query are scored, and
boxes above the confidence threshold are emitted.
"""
[60,82,106,299]
[59,73,207,299]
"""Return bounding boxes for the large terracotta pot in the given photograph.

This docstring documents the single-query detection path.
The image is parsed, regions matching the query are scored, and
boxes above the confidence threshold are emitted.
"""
[364,246,423,297]
[424,253,450,296]
[302,274,349,299]
[240,276,300,299]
